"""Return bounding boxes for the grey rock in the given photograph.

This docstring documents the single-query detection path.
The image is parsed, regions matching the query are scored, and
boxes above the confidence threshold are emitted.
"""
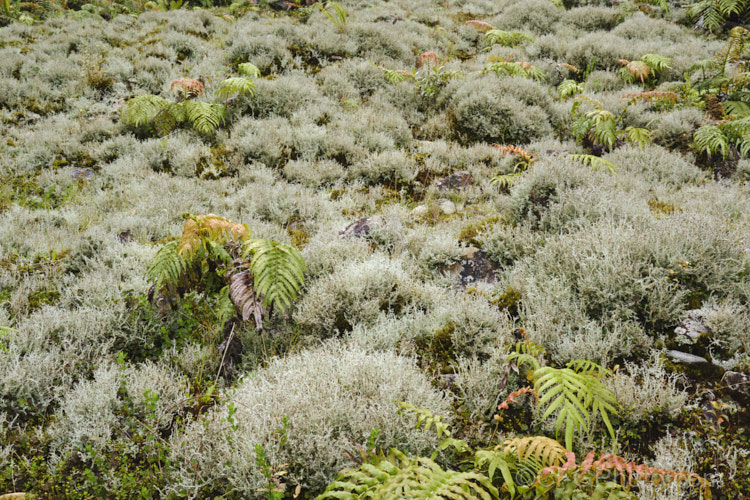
[339,216,384,239]
[435,170,473,192]
[667,350,708,364]
[439,246,499,289]
[722,371,750,396]
[675,309,710,341]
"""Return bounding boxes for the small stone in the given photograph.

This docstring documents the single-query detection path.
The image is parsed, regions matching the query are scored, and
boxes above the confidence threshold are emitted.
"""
[438,199,456,215]
[410,205,429,218]
[722,371,750,397]
[666,350,708,364]
[438,246,500,289]
[435,170,473,192]
[674,309,710,341]
[339,216,384,238]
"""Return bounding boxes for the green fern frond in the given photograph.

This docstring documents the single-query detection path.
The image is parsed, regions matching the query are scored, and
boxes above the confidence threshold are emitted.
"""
[474,449,517,495]
[490,172,522,189]
[238,62,261,78]
[532,365,618,450]
[620,126,652,148]
[399,403,452,438]
[641,53,671,73]
[566,359,611,378]
[484,29,534,48]
[147,240,188,293]
[694,124,729,158]
[317,452,499,500]
[568,154,617,173]
[242,239,305,313]
[557,79,584,99]
[181,101,225,134]
[485,61,545,81]
[121,94,169,128]
[216,77,256,98]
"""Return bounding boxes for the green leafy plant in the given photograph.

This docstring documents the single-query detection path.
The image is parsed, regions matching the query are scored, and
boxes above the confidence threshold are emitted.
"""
[694,117,750,158]
[571,97,652,153]
[375,52,463,99]
[508,352,618,450]
[483,29,534,49]
[316,1,347,32]
[617,54,671,86]
[147,213,305,330]
[567,154,618,172]
[485,60,546,82]
[121,66,258,137]
[688,0,749,33]
[557,79,584,100]
[490,144,538,188]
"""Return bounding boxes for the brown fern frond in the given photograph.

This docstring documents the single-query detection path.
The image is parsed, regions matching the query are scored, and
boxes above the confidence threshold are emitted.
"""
[497,387,536,412]
[170,78,204,100]
[624,60,650,83]
[502,436,568,468]
[417,51,439,68]
[561,63,580,73]
[465,20,494,31]
[492,144,538,164]
[178,214,249,259]
[540,450,712,498]
[623,90,678,106]
[228,261,265,330]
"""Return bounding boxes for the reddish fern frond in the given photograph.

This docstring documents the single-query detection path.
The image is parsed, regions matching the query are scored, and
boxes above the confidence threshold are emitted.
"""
[417,51,439,68]
[540,451,712,498]
[623,90,678,106]
[561,63,580,73]
[497,387,536,411]
[465,20,494,31]
[493,144,538,164]
[618,60,650,83]
[170,78,204,100]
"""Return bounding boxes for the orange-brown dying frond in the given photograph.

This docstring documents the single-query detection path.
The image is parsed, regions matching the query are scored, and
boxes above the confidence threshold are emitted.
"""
[178,214,249,259]
[170,78,205,99]
[622,90,678,106]
[417,51,439,68]
[493,144,538,164]
[465,20,494,31]
[561,63,580,73]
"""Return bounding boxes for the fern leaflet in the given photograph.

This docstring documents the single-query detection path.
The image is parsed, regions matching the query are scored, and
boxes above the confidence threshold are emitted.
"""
[243,239,306,313]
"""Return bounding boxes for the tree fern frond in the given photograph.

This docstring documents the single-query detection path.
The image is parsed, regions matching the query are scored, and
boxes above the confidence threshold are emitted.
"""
[566,359,611,377]
[182,100,225,134]
[568,154,617,173]
[242,239,305,313]
[723,100,750,118]
[121,94,169,128]
[216,77,255,98]
[473,449,517,495]
[641,53,671,73]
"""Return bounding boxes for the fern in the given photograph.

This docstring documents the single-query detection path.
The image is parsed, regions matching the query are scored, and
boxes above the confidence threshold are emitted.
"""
[170,78,204,100]
[490,173,522,188]
[177,214,249,260]
[501,436,568,469]
[568,154,618,173]
[146,240,188,295]
[483,29,534,48]
[228,263,265,330]
[689,0,750,32]
[121,94,168,128]
[216,77,255,99]
[181,101,225,135]
[316,1,347,31]
[619,126,652,148]
[317,450,499,500]
[533,365,618,450]
[557,79,584,99]
[399,403,452,438]
[618,54,671,85]
[485,61,545,81]
[694,124,730,158]
[242,239,306,313]
[238,62,261,78]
